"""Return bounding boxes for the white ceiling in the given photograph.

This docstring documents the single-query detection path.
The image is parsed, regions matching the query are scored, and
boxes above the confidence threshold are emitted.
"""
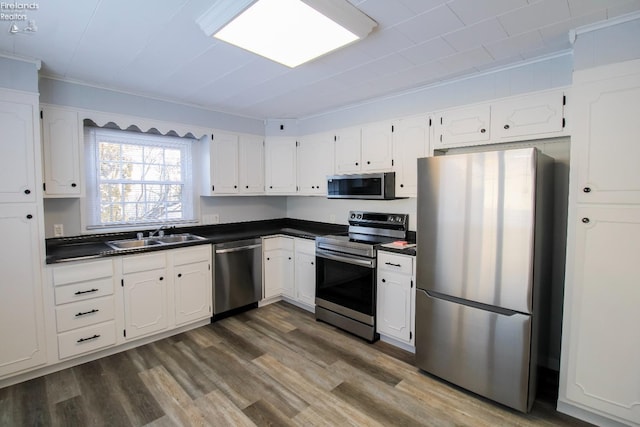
[2,0,639,119]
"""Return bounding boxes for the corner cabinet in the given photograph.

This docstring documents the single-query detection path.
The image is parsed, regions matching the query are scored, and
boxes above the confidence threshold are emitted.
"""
[262,236,294,300]
[293,238,316,308]
[40,105,82,197]
[559,59,640,427]
[376,251,415,349]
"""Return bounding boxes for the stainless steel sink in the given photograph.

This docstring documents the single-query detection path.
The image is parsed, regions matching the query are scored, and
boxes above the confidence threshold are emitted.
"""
[153,234,207,244]
[106,233,206,251]
[106,239,164,250]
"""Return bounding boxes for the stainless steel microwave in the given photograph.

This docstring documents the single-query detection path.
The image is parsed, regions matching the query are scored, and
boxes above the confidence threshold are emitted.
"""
[327,172,396,199]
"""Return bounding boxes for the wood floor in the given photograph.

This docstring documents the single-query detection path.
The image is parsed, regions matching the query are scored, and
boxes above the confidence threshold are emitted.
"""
[0,302,590,427]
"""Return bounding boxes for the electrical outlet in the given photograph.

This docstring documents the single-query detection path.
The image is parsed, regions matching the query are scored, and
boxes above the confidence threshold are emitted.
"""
[202,214,220,225]
[211,214,220,224]
[53,224,64,237]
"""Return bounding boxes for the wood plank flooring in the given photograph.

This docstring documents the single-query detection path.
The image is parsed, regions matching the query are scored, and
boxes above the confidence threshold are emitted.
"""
[0,302,590,426]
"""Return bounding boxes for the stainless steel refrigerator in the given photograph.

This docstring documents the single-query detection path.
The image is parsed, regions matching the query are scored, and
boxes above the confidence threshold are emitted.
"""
[415,147,553,413]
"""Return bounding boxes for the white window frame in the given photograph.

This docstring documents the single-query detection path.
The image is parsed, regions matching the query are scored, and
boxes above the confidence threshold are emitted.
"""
[84,127,197,231]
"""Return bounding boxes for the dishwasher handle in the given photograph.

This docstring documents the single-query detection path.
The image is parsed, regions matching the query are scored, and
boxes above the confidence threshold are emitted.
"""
[215,243,262,254]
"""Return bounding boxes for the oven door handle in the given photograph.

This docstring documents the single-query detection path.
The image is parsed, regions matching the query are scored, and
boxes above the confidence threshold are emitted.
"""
[316,248,376,269]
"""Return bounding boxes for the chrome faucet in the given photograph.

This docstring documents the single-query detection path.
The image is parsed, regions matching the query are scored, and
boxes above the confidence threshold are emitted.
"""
[149,224,167,238]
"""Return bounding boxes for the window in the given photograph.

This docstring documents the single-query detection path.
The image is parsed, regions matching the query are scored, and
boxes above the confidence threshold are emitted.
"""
[85,127,196,229]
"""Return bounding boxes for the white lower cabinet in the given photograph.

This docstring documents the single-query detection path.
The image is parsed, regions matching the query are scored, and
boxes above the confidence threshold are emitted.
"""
[122,266,169,341]
[294,238,316,308]
[263,236,294,300]
[376,251,415,348]
[262,236,316,311]
[0,205,47,377]
[172,246,212,326]
[51,258,117,360]
[560,207,640,425]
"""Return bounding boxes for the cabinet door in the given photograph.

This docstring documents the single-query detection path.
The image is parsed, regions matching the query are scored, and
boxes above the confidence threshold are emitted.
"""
[361,121,393,171]
[573,68,640,204]
[41,106,81,196]
[297,133,333,195]
[123,269,168,340]
[392,115,430,197]
[0,204,46,377]
[175,261,211,326]
[294,239,316,307]
[0,96,38,203]
[561,207,640,424]
[334,127,361,174]
[377,270,412,343]
[491,91,565,141]
[265,137,297,194]
[263,247,294,299]
[433,104,490,149]
[239,134,264,194]
[211,132,239,194]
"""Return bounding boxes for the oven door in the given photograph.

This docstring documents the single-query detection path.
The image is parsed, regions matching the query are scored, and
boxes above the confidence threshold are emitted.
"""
[315,248,376,322]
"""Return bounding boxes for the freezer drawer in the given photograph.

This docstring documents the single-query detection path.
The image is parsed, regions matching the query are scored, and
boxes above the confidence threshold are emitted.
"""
[415,289,534,412]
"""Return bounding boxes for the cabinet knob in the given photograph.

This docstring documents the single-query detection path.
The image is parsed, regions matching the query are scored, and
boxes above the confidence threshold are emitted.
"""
[503,124,510,130]
[583,187,591,193]
[480,128,486,133]
[24,189,31,195]
[71,183,77,188]
[267,257,270,261]
[400,184,404,188]
[159,277,164,281]
[234,185,237,189]
[177,273,182,278]
[26,214,33,219]
[581,217,590,224]
[246,185,249,189]
[311,262,314,265]
[381,278,386,283]
[288,257,292,260]
[355,162,359,166]
[367,161,370,165]
[269,186,273,189]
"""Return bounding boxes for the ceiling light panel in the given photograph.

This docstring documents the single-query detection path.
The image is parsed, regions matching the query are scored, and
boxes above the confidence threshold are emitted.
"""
[197,0,377,68]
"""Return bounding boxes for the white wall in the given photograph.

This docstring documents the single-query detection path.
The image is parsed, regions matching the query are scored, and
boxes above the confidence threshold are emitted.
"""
[573,14,640,70]
[200,196,287,224]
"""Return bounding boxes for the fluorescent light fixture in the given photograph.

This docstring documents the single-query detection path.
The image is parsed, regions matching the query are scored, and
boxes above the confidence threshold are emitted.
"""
[196,0,377,68]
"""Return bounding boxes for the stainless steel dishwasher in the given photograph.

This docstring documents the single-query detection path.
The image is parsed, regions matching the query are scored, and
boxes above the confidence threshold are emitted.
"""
[213,238,262,316]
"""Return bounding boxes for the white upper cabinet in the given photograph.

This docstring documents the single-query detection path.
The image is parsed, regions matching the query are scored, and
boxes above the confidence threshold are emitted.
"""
[211,132,239,194]
[41,105,82,197]
[573,66,640,204]
[0,91,39,203]
[202,131,264,196]
[334,122,393,174]
[238,134,264,194]
[392,115,431,197]
[297,132,334,195]
[491,90,565,142]
[433,104,491,149]
[265,137,297,194]
[361,121,393,171]
[334,127,361,174]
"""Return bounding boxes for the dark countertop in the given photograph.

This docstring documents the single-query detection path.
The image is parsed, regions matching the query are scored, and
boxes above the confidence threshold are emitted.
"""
[46,218,347,264]
[377,245,417,256]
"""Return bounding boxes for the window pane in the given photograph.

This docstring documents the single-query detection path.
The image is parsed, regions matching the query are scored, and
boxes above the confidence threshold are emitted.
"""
[144,164,163,181]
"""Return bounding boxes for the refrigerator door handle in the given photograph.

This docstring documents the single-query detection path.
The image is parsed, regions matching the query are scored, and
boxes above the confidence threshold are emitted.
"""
[421,289,524,317]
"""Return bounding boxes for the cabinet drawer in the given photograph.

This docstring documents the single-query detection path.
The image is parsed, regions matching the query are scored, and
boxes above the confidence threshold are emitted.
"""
[52,259,113,286]
[122,252,166,274]
[55,296,115,333]
[54,277,114,305]
[173,244,211,265]
[378,252,413,275]
[57,321,116,359]
[295,238,316,253]
[263,236,294,251]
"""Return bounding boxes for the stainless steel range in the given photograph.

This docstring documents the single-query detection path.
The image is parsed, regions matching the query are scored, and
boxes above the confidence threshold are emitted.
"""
[315,211,408,342]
